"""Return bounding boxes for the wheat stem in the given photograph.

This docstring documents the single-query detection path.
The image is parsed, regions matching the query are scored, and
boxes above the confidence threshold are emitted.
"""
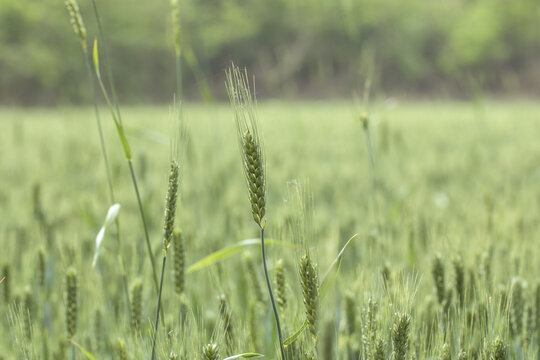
[150,256,167,360]
[261,228,286,360]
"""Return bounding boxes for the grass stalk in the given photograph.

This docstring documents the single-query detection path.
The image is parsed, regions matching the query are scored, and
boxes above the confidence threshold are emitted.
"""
[261,228,286,360]
[92,38,160,297]
[150,255,167,360]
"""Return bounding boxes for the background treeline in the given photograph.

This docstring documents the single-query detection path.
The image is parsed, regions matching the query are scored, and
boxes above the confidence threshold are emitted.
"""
[1,0,539,105]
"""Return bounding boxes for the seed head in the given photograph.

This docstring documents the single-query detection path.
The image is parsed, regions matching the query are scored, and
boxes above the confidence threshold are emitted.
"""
[452,255,465,307]
[491,338,506,360]
[163,160,180,255]
[202,343,219,360]
[432,253,445,305]
[275,259,287,312]
[226,65,266,229]
[65,267,77,339]
[300,254,319,341]
[64,0,87,52]
[173,228,185,295]
[131,280,142,331]
[391,312,410,360]
[510,278,524,337]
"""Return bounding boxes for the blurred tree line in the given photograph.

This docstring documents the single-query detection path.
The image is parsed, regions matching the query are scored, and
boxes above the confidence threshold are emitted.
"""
[1,0,539,105]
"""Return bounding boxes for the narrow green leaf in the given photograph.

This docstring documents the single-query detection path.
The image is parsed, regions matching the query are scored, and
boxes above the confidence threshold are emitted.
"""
[284,319,308,346]
[92,38,99,74]
[187,238,296,274]
[284,233,358,346]
[70,340,97,360]
[114,121,132,160]
[223,353,264,359]
[319,233,359,297]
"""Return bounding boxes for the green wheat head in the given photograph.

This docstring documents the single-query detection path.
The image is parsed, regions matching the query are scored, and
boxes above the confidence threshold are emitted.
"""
[299,253,319,341]
[391,312,410,360]
[432,253,445,305]
[173,228,185,295]
[202,343,219,360]
[64,0,87,52]
[65,267,77,339]
[226,65,266,229]
[131,280,142,331]
[163,160,180,255]
[491,338,506,360]
[275,259,287,313]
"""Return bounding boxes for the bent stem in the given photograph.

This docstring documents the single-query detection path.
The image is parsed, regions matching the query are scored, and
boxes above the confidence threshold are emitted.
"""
[83,50,131,320]
[261,228,286,360]
[150,255,167,360]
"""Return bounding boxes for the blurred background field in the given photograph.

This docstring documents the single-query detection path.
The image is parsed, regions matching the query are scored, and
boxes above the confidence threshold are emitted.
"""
[3,101,540,358]
[1,0,539,105]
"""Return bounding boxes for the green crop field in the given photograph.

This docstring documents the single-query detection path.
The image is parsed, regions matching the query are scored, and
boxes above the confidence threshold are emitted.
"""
[1,99,540,359]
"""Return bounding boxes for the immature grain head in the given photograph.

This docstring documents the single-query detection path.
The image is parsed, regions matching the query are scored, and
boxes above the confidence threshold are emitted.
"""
[163,160,180,255]
[372,337,385,360]
[226,65,266,229]
[218,294,234,355]
[37,249,45,291]
[202,343,219,360]
[130,280,142,331]
[173,228,185,295]
[491,338,506,360]
[64,0,87,52]
[510,278,524,338]
[65,267,77,339]
[432,253,445,305]
[300,254,319,341]
[391,312,410,360]
[275,259,287,312]
[452,255,465,307]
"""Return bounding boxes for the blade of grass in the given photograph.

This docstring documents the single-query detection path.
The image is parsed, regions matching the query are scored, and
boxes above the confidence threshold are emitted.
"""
[187,239,296,274]
[92,38,159,296]
[70,340,97,360]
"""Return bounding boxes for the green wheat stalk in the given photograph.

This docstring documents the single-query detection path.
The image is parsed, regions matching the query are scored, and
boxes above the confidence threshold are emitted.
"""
[64,0,131,320]
[150,160,180,360]
[92,38,160,297]
[226,64,286,360]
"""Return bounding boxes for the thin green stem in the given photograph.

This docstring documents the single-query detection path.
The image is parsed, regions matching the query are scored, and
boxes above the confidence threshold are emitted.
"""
[150,255,167,360]
[261,228,286,360]
[90,0,122,126]
[175,55,182,103]
[128,160,160,295]
[83,52,115,205]
[84,50,131,321]
[363,126,379,216]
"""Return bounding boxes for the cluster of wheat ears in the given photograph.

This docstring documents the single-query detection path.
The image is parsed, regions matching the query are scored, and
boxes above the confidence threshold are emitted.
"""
[1,1,539,360]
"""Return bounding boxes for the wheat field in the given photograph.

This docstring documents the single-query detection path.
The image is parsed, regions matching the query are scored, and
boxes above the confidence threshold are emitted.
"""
[1,99,540,359]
